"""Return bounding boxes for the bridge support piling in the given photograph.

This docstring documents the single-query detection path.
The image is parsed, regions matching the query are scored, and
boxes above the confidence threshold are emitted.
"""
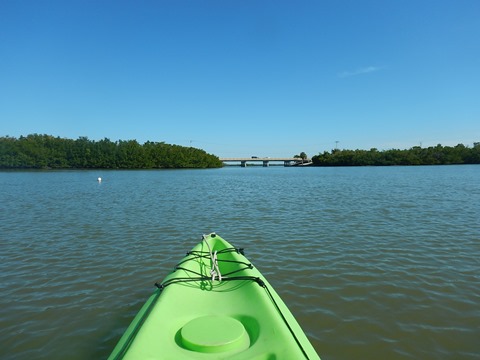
[241,161,247,167]
[263,160,269,167]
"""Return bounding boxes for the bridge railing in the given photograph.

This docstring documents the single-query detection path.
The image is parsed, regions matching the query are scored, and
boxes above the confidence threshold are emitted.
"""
[219,157,312,167]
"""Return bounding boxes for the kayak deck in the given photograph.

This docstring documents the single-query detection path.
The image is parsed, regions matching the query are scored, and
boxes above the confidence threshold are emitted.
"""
[108,233,320,359]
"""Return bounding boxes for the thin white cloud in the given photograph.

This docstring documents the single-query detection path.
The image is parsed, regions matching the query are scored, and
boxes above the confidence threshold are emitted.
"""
[338,66,383,78]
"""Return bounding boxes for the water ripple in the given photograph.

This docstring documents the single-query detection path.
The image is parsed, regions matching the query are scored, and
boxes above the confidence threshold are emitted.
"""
[1,166,479,359]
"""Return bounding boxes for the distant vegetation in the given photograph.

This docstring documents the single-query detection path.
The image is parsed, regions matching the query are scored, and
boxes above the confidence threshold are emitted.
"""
[2,135,478,170]
[0,134,223,169]
[294,152,308,160]
[311,143,480,166]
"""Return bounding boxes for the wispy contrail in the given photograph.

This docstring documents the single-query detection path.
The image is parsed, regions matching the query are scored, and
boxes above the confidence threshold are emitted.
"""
[338,66,383,78]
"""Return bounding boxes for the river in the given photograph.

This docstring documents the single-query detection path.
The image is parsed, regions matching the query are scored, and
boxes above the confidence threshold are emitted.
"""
[1,165,479,359]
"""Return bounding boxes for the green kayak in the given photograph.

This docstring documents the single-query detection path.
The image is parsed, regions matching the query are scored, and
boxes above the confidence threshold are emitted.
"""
[108,233,320,359]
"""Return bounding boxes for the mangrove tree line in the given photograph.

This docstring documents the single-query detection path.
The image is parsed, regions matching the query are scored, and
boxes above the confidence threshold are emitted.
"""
[311,143,480,166]
[0,134,223,169]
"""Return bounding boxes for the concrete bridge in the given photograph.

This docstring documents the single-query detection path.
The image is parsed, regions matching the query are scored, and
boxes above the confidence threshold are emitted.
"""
[219,157,312,167]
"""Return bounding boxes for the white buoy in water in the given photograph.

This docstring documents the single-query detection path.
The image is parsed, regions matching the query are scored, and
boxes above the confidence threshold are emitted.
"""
[97,177,102,183]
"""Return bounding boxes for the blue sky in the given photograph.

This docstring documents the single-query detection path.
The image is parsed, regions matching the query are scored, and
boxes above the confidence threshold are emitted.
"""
[1,0,479,157]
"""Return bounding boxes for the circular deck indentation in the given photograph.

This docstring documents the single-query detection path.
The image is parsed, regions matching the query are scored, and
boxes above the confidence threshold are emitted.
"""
[180,315,249,353]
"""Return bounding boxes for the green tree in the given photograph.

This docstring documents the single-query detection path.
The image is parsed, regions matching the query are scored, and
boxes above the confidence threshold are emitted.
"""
[311,143,480,166]
[0,134,223,169]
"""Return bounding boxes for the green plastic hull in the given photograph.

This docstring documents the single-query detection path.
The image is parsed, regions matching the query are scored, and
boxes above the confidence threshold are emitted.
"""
[108,234,320,359]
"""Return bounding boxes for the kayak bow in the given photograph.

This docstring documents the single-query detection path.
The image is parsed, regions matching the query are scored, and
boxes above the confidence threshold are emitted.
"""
[108,233,320,359]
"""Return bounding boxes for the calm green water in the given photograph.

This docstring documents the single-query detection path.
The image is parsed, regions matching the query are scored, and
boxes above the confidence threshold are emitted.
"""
[1,166,479,359]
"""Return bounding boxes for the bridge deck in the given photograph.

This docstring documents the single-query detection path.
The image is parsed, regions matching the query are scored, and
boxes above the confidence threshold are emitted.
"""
[219,157,312,167]
[219,157,303,161]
